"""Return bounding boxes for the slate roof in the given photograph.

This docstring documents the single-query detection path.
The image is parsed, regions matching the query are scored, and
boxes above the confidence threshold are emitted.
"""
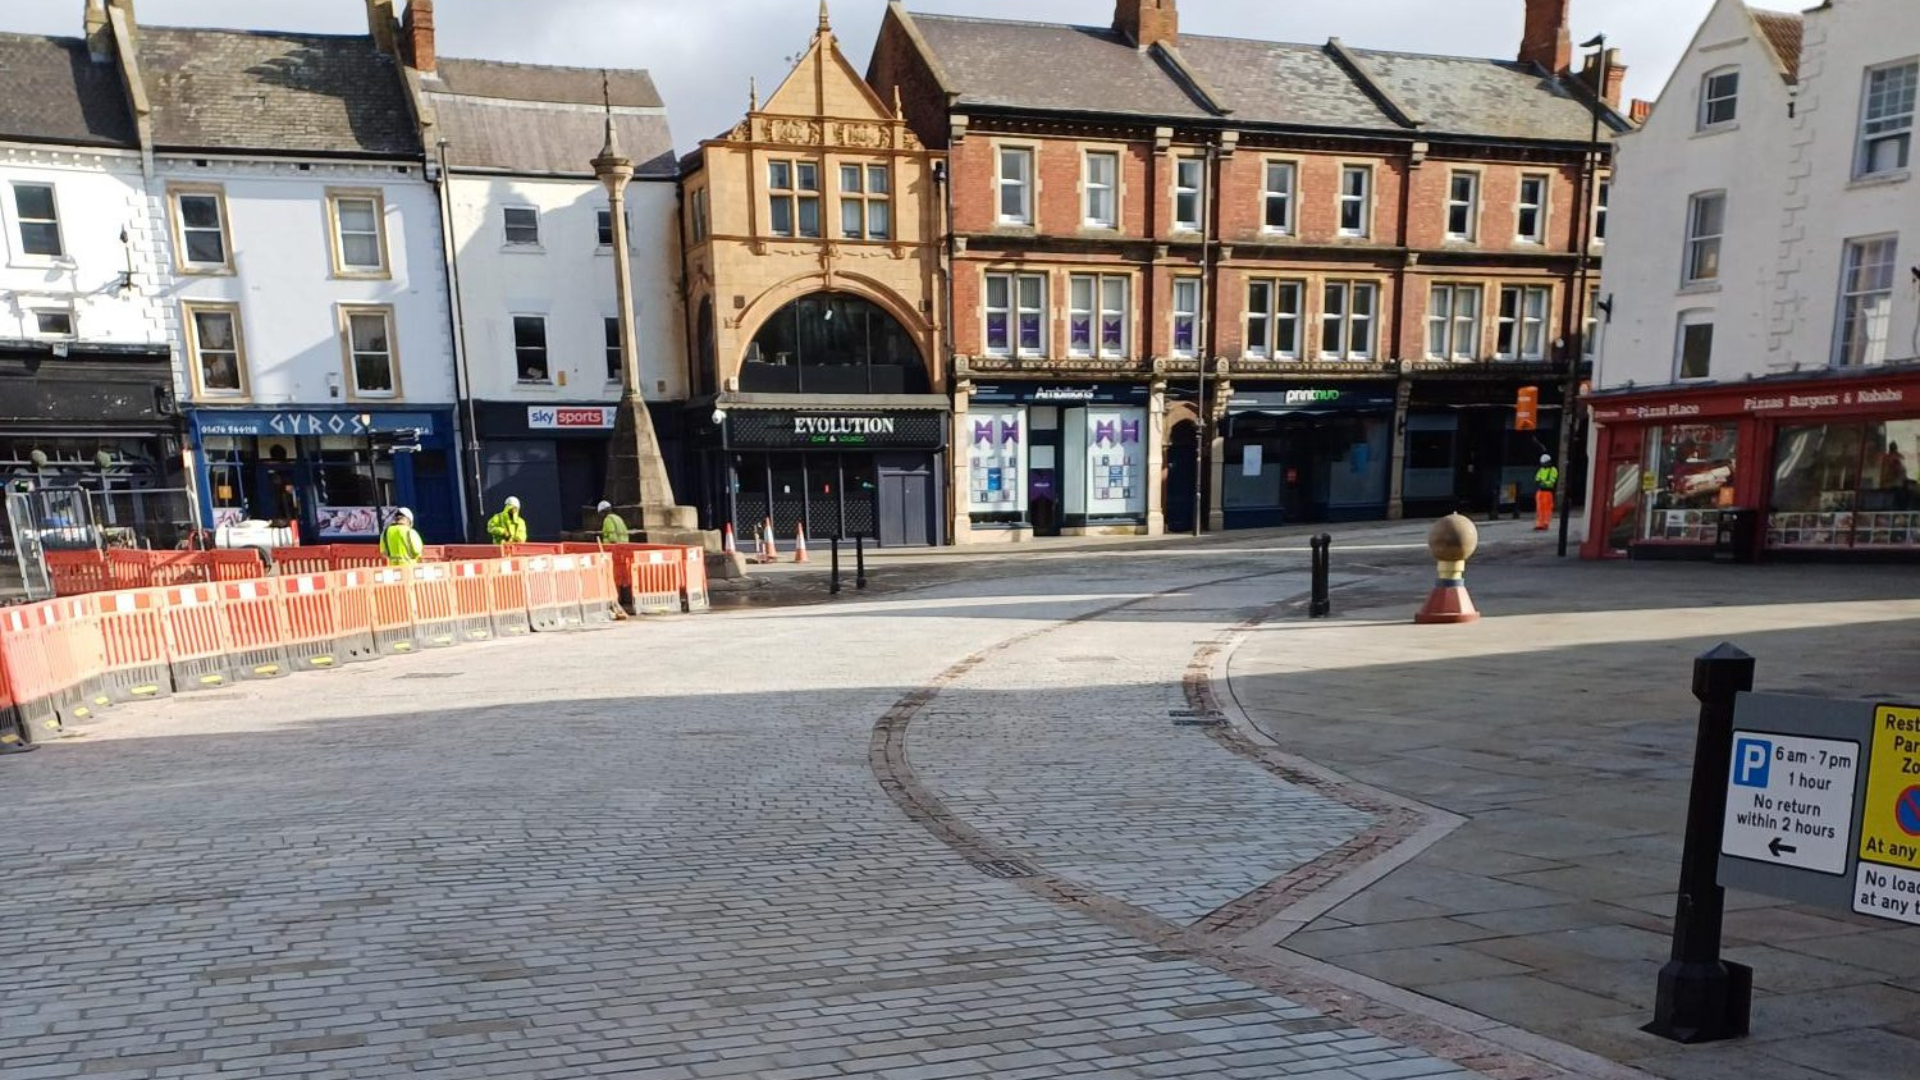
[899,9,1621,142]
[134,27,418,156]
[0,33,137,147]
[1749,9,1803,84]
[425,59,675,179]
[907,13,1213,120]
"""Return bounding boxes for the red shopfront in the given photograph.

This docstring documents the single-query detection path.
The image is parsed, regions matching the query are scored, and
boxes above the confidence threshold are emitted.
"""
[1584,369,1920,561]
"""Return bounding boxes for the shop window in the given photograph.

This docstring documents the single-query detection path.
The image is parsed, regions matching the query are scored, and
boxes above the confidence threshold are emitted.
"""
[1427,284,1482,361]
[1069,275,1130,359]
[1495,285,1550,361]
[1857,60,1917,178]
[1407,429,1453,470]
[342,306,398,398]
[840,164,891,241]
[1173,156,1204,232]
[1684,192,1724,284]
[1263,161,1295,234]
[184,302,246,397]
[1676,312,1714,380]
[1246,279,1302,360]
[170,187,231,272]
[985,273,1046,358]
[11,182,62,258]
[768,160,821,239]
[1642,423,1738,543]
[1446,171,1478,242]
[1171,278,1201,358]
[328,191,387,275]
[1771,420,1920,549]
[741,291,928,394]
[605,317,623,382]
[1320,281,1377,360]
[504,206,540,246]
[1837,235,1898,367]
[1083,150,1118,229]
[513,315,549,384]
[1338,166,1370,237]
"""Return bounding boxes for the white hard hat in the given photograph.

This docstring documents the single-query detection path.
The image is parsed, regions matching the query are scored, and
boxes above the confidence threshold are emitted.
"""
[396,506,414,520]
[596,500,612,512]
[505,496,521,509]
[1540,454,1552,465]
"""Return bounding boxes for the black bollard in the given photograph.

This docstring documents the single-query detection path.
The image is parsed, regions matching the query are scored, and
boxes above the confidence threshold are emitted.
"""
[1645,642,1755,1044]
[855,535,868,590]
[830,536,842,595]
[1309,533,1332,618]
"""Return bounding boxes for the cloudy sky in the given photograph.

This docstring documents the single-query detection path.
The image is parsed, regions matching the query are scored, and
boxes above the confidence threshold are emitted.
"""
[9,0,1793,147]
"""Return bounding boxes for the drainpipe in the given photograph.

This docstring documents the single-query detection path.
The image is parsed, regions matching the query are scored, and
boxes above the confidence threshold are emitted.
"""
[1193,136,1220,537]
[433,138,484,540]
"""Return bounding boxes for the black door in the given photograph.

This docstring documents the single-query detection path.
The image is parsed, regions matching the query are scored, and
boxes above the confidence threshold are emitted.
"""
[483,441,561,540]
[1164,421,1197,533]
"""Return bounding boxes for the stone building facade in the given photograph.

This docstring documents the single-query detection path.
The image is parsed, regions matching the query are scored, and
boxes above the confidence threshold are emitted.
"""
[681,7,948,547]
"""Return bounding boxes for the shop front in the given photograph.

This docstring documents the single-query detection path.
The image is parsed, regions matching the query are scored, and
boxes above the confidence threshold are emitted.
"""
[1585,368,1920,561]
[707,396,948,547]
[187,407,460,544]
[964,383,1154,538]
[1221,384,1397,527]
[1402,377,1567,519]
[0,342,187,555]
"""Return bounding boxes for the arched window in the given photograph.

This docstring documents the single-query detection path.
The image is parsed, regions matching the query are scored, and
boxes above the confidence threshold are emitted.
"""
[741,292,928,395]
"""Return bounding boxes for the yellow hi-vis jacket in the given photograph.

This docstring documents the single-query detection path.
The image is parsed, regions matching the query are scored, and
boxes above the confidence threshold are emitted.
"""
[487,507,527,545]
[381,522,423,564]
[1536,465,1560,491]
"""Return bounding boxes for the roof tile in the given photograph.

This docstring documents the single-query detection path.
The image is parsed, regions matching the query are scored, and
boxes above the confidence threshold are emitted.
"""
[0,33,137,147]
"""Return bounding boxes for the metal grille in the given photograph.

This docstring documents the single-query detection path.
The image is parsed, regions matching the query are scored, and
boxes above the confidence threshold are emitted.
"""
[842,493,877,539]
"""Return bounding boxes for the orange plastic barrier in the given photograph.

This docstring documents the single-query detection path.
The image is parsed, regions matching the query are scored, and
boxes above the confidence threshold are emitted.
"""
[627,548,682,616]
[218,578,289,679]
[574,552,617,627]
[331,568,383,664]
[278,573,348,671]
[46,550,111,596]
[367,566,417,655]
[448,560,495,643]
[523,555,567,633]
[42,596,107,723]
[487,556,533,638]
[330,545,389,571]
[549,554,587,630]
[507,543,564,556]
[0,656,24,752]
[0,604,64,741]
[270,547,335,576]
[160,582,232,691]
[681,547,710,613]
[94,588,171,703]
[209,550,267,581]
[440,545,503,562]
[409,563,458,648]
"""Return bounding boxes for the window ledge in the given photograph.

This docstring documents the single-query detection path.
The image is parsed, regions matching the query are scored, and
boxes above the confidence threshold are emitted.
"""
[513,381,557,390]
[10,256,78,271]
[1678,280,1723,296]
[501,244,546,254]
[1693,122,1740,138]
[1849,169,1910,190]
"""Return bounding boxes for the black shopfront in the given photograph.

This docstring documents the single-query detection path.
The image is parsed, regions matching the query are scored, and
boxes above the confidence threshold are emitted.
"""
[1221,383,1398,527]
[1401,375,1572,519]
[708,399,948,548]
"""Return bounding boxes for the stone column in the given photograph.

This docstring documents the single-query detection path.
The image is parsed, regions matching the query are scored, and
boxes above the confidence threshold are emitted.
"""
[1386,371,1412,521]
[950,380,973,545]
[1145,376,1168,536]
[1207,375,1231,533]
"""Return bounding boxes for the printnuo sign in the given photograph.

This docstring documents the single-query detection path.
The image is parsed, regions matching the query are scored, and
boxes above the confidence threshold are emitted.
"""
[1722,732,1857,874]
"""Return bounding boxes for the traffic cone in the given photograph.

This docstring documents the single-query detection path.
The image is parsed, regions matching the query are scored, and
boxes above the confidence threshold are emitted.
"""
[793,525,810,563]
[758,518,777,564]
[723,523,738,556]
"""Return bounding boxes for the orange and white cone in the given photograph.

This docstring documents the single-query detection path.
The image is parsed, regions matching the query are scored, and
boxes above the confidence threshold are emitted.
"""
[757,518,777,564]
[723,523,738,556]
[793,525,809,563]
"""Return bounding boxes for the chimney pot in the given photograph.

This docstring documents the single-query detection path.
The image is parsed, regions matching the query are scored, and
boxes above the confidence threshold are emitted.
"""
[365,0,396,54]
[403,0,435,74]
[1114,0,1177,50]
[1519,0,1572,74]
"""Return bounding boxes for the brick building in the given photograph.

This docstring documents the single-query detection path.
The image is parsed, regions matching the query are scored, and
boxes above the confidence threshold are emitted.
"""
[869,0,1629,539]
[681,7,948,547]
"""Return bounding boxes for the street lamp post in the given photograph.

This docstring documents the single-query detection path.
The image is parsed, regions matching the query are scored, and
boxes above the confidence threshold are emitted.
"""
[594,73,697,538]
[1559,34,1610,557]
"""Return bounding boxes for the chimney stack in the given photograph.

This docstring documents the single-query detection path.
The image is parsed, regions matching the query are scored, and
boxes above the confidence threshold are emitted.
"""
[1629,98,1653,126]
[84,0,111,61]
[1519,0,1572,74]
[1115,0,1177,50]
[1577,46,1627,109]
[403,0,435,74]
[365,0,396,53]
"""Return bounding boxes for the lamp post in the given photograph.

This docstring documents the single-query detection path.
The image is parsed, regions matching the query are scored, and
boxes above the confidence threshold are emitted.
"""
[1559,34,1610,557]
[594,72,695,537]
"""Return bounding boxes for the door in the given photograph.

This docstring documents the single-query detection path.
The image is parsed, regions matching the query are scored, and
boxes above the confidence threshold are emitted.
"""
[482,441,562,541]
[1605,456,1643,554]
[1164,421,1197,533]
[877,454,935,547]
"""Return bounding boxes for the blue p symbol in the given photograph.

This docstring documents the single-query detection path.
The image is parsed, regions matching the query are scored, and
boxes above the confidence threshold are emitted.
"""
[1734,738,1772,788]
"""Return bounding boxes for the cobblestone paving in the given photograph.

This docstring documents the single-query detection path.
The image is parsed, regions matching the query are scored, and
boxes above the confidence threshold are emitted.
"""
[0,562,1483,1079]
[909,576,1378,924]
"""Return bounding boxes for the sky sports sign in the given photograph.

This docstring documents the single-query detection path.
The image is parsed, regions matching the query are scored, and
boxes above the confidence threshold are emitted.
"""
[527,407,616,430]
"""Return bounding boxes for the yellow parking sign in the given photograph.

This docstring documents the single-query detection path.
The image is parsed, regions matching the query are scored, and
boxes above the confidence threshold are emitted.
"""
[1859,704,1920,870]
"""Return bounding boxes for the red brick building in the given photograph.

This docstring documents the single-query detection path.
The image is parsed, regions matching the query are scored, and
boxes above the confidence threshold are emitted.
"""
[868,0,1628,539]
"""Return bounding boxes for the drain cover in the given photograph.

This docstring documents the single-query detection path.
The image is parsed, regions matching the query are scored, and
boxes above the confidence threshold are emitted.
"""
[969,858,1039,879]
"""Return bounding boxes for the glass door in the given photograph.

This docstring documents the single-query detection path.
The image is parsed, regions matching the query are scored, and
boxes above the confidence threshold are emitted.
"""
[1605,456,1642,555]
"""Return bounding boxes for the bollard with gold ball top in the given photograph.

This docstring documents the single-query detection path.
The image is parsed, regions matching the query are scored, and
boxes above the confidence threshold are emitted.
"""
[1415,513,1481,624]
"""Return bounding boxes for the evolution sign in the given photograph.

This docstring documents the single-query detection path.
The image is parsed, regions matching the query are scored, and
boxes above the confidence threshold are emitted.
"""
[1718,693,1920,925]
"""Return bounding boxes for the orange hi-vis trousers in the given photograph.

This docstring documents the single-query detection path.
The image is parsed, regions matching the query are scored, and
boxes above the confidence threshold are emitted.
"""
[1535,489,1555,530]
